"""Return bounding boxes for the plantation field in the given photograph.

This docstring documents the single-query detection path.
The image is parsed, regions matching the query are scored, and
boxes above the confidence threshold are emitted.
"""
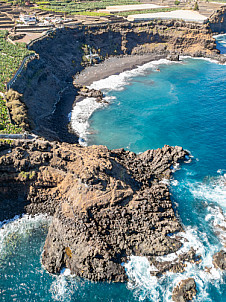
[0,30,33,133]
[34,0,141,15]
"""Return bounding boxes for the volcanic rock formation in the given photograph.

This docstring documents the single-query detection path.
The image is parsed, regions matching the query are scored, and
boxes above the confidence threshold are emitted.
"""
[172,278,197,302]
[0,140,188,281]
[212,250,226,270]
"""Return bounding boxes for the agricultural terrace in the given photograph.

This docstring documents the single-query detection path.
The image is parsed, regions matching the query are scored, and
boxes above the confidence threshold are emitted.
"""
[0,30,33,133]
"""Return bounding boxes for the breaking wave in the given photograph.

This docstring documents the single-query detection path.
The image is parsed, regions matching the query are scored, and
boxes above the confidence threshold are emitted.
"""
[0,214,51,256]
[70,97,107,146]
[70,59,180,145]
[125,225,224,302]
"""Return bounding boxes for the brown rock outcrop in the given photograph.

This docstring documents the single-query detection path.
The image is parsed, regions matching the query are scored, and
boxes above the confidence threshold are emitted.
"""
[212,250,226,270]
[172,278,197,302]
[0,140,188,281]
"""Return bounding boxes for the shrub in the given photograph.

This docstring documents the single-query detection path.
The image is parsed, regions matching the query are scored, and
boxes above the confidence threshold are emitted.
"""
[194,1,199,10]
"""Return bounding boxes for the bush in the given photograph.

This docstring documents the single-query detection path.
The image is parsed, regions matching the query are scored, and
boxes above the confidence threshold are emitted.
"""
[174,0,180,5]
[194,1,199,10]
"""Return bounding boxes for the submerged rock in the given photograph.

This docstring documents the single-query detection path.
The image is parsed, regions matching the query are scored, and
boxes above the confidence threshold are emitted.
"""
[0,140,188,281]
[172,278,197,302]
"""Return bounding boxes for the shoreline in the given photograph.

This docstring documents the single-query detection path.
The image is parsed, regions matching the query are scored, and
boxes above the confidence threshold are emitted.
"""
[70,51,225,145]
[73,53,167,87]
[70,53,171,144]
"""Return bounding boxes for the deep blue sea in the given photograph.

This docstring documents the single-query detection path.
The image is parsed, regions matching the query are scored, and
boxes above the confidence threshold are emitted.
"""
[1,35,226,302]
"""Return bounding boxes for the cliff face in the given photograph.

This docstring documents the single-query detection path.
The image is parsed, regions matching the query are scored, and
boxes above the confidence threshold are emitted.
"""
[0,140,188,281]
[209,7,226,33]
[11,21,218,141]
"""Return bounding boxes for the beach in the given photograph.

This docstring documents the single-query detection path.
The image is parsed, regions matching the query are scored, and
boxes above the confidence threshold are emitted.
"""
[73,53,166,86]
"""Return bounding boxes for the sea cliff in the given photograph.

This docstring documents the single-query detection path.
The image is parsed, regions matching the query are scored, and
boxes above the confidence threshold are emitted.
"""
[10,20,220,142]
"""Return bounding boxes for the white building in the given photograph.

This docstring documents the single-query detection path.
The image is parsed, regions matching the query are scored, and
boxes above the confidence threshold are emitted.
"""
[19,14,36,25]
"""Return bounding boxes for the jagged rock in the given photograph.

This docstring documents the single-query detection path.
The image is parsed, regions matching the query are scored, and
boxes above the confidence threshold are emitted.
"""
[167,54,180,61]
[73,83,104,100]
[172,278,197,302]
[212,250,226,270]
[0,140,189,281]
[151,247,201,276]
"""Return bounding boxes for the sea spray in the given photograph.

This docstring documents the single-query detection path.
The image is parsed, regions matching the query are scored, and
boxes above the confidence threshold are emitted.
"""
[0,214,51,256]
[50,268,78,301]
[125,225,224,302]
[70,97,107,146]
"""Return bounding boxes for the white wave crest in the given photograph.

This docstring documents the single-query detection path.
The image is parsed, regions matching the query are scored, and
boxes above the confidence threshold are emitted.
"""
[186,173,226,247]
[90,59,177,92]
[125,224,224,302]
[213,33,226,39]
[50,268,78,301]
[70,97,107,146]
[191,174,226,212]
[180,55,221,65]
[0,214,51,255]
[124,256,160,301]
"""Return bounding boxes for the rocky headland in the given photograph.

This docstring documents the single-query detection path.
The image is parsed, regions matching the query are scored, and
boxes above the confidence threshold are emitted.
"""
[0,139,190,281]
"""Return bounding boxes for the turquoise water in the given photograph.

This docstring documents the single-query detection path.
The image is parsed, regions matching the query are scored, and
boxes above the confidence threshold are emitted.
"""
[1,36,226,301]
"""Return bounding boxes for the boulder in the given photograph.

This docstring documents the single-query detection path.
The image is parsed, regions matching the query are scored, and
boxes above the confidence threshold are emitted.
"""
[212,250,226,270]
[172,278,197,302]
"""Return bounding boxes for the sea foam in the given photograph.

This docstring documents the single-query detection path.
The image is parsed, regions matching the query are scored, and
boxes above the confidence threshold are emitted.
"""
[125,224,224,302]
[0,214,51,255]
[50,268,78,301]
[70,97,107,146]
[190,174,226,247]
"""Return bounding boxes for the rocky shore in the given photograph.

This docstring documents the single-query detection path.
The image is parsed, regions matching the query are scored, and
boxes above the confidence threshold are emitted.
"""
[0,139,189,281]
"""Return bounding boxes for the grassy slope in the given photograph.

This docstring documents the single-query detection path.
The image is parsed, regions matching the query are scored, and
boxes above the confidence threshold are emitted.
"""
[0,31,33,133]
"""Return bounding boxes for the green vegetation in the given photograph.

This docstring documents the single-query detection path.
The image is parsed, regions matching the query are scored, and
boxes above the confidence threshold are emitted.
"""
[174,0,180,5]
[117,7,181,17]
[0,30,33,134]
[34,0,140,15]
[18,170,36,181]
[194,1,199,10]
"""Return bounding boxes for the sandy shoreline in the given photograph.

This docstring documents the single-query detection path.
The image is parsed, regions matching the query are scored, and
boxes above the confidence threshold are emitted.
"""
[73,53,166,86]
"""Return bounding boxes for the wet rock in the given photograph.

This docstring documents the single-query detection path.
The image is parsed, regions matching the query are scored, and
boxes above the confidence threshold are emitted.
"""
[167,54,180,61]
[151,248,201,276]
[212,250,226,270]
[172,278,197,302]
[74,83,103,100]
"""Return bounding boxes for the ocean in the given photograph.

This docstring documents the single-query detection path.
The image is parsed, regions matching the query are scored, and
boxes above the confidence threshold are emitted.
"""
[1,35,226,301]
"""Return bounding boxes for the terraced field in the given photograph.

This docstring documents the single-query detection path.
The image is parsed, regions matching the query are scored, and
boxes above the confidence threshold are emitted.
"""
[0,30,33,133]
